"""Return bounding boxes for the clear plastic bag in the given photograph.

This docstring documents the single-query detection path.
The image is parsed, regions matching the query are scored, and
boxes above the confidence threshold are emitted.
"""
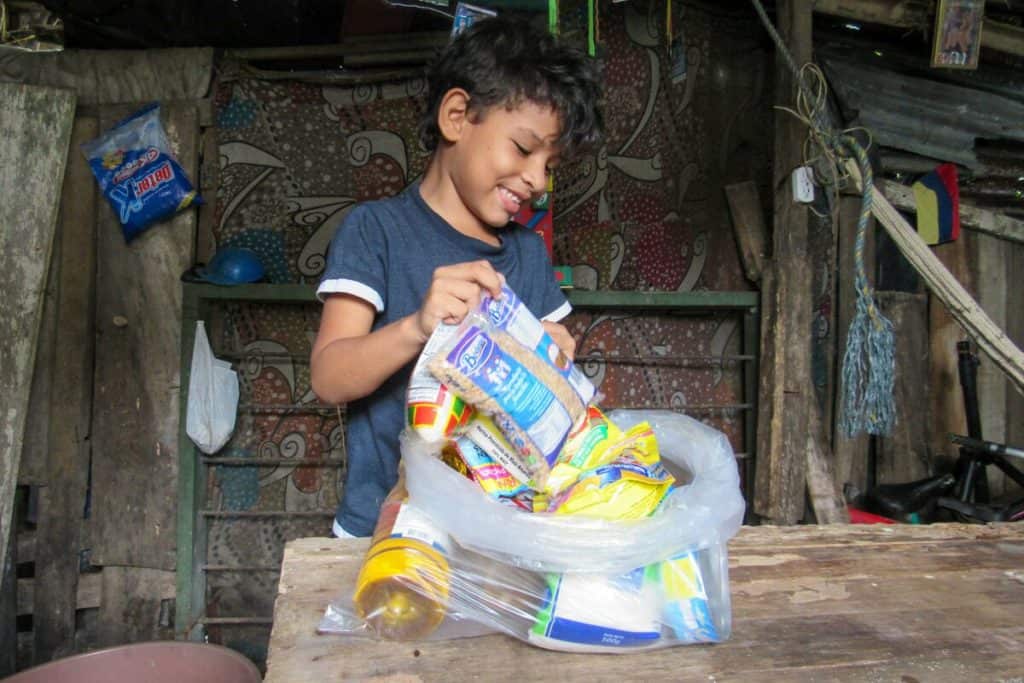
[185,321,239,454]
[319,409,745,652]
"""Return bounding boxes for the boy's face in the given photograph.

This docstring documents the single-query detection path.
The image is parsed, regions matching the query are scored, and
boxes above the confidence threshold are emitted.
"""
[449,99,562,230]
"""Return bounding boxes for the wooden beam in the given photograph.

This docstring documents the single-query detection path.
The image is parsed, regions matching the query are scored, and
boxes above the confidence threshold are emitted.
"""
[0,83,76,578]
[879,179,1024,245]
[805,409,850,523]
[982,18,1024,60]
[814,2,1024,59]
[753,0,813,524]
[33,116,98,664]
[813,0,928,29]
[724,181,768,284]
[971,232,1009,497]
[875,292,933,484]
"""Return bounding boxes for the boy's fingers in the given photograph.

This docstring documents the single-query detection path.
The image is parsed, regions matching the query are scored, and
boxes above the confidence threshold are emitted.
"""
[420,292,472,332]
[431,276,485,309]
[542,321,577,361]
[436,261,504,298]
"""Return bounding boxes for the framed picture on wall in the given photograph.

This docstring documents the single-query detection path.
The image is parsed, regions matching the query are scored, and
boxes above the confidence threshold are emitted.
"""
[931,0,986,69]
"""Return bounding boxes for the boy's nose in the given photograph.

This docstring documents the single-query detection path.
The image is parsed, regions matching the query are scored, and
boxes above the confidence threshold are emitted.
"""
[522,158,547,195]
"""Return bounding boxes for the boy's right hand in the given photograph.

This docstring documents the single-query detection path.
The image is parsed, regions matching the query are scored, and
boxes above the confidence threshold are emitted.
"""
[413,260,505,341]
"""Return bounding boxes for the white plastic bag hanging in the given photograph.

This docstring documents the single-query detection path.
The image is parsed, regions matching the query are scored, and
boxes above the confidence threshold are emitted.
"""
[186,321,239,454]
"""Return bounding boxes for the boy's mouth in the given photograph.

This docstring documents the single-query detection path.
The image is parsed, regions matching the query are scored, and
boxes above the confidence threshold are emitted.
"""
[498,186,525,214]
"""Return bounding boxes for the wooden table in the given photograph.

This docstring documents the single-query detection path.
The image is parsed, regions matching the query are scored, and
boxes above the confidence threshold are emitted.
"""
[265,523,1024,682]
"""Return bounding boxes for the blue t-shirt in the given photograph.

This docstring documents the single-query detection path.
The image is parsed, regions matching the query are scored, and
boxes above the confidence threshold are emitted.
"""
[317,182,570,536]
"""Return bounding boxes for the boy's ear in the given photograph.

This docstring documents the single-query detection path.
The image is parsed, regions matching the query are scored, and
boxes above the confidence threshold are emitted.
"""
[437,88,471,143]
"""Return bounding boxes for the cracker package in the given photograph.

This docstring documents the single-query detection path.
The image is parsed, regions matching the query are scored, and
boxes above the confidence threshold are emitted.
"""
[427,286,594,487]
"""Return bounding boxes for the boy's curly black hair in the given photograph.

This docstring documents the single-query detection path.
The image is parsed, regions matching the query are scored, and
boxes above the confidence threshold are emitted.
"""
[419,15,604,160]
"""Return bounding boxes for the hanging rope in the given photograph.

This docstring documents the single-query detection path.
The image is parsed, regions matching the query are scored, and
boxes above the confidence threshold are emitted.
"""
[748,0,896,436]
[836,136,896,436]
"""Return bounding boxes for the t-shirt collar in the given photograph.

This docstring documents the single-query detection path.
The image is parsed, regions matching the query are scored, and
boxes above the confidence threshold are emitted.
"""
[408,181,506,256]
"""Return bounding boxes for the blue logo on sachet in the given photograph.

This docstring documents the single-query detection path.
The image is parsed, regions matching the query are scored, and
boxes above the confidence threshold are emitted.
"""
[453,328,493,373]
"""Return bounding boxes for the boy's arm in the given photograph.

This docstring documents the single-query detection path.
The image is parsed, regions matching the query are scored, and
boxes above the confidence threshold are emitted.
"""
[311,260,505,405]
[310,295,425,405]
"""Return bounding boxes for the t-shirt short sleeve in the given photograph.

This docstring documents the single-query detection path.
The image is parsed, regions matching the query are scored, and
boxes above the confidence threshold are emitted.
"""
[317,204,387,311]
[525,233,571,322]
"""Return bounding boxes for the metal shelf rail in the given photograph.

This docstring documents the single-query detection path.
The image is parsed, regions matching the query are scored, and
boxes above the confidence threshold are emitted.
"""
[175,282,759,641]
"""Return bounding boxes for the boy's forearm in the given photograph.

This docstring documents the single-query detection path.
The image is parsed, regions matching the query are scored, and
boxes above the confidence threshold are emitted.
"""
[311,315,425,404]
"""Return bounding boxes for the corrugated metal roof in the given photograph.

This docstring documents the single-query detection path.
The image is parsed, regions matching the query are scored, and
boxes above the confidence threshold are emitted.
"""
[821,56,1024,175]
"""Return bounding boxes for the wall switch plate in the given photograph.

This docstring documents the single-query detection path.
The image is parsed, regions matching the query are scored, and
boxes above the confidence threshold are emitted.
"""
[791,166,815,203]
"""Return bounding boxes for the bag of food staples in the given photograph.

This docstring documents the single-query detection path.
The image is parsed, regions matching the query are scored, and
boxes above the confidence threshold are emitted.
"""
[81,102,202,241]
[319,408,745,652]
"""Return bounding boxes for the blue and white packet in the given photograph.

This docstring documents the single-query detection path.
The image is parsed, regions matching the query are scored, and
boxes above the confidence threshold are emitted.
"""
[530,568,662,652]
[82,103,201,241]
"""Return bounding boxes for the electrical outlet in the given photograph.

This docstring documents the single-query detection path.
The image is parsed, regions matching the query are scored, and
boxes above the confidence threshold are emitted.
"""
[791,166,815,203]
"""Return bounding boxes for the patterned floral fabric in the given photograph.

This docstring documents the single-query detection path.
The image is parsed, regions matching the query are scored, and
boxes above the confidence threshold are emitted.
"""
[202,1,775,655]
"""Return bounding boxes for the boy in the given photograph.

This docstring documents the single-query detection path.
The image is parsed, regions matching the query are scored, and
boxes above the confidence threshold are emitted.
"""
[310,15,603,538]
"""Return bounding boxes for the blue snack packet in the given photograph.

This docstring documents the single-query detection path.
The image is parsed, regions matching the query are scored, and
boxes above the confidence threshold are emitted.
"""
[82,103,202,241]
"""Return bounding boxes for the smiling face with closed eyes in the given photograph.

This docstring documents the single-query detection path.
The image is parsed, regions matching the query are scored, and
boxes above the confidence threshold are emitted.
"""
[419,89,562,246]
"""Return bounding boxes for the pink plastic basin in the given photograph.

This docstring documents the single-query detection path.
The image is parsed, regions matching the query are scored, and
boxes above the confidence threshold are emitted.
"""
[2,641,262,683]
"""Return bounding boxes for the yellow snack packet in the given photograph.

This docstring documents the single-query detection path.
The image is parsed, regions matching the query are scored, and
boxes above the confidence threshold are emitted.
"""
[545,451,676,521]
[546,420,660,496]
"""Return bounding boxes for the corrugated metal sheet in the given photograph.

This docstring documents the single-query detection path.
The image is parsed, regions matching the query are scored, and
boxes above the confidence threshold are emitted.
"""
[821,56,1024,175]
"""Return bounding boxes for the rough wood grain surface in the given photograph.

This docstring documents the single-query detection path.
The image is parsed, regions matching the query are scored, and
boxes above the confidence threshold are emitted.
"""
[33,116,99,664]
[90,102,198,570]
[928,240,973,473]
[875,291,932,486]
[0,82,76,576]
[1,529,15,677]
[264,523,1024,682]
[724,181,767,284]
[1008,242,1024,496]
[96,567,176,647]
[753,0,813,523]
[18,242,59,488]
[971,232,1009,497]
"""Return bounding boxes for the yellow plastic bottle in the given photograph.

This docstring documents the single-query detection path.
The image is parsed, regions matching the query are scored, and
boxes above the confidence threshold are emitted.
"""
[353,473,452,640]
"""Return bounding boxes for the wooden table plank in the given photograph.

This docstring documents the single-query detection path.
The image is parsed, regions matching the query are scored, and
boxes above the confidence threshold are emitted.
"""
[265,524,1024,682]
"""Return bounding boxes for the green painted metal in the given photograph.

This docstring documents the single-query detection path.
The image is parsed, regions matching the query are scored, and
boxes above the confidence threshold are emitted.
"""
[175,285,200,640]
[567,289,758,311]
[175,283,759,312]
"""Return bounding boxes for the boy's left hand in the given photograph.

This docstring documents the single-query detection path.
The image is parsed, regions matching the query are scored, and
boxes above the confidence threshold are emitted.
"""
[542,321,576,361]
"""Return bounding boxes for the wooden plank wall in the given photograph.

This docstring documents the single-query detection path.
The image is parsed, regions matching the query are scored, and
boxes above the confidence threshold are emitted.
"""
[32,117,99,663]
[0,83,76,576]
[1008,243,1024,491]
[875,292,931,484]
[972,232,1009,496]
[90,102,197,646]
[928,240,974,472]
[11,101,202,667]
[753,0,813,524]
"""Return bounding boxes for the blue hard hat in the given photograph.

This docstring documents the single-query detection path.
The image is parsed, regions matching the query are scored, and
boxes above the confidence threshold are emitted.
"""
[196,247,265,285]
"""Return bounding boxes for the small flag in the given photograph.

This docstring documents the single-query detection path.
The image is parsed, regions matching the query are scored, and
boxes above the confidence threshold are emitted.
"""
[912,163,960,245]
